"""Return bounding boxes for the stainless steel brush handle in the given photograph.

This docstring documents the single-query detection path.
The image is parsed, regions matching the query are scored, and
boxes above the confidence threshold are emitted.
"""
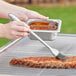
[8,13,59,57]
[30,30,59,56]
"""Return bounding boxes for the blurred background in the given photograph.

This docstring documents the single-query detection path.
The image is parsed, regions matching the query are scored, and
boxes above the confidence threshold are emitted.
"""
[0,0,76,47]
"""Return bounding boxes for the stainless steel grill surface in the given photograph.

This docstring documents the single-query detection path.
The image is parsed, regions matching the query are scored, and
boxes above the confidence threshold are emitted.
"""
[0,34,76,76]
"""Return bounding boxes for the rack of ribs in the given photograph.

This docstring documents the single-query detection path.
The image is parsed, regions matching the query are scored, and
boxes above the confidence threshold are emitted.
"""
[10,56,76,69]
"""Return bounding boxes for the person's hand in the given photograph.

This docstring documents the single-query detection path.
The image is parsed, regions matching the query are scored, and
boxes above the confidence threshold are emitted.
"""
[0,21,30,39]
[0,1,49,21]
[0,1,49,39]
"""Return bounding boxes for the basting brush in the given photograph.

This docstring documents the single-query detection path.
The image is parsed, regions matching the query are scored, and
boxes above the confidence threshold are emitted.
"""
[8,13,67,60]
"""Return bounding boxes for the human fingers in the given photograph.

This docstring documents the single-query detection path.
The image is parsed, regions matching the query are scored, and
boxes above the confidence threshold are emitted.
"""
[26,10,49,20]
[14,25,30,32]
[16,13,28,21]
[10,12,28,21]
[13,21,29,27]
[11,21,30,31]
[11,23,30,32]
[12,31,29,37]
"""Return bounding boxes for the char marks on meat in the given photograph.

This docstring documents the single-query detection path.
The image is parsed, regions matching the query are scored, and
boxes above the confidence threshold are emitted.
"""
[10,56,76,69]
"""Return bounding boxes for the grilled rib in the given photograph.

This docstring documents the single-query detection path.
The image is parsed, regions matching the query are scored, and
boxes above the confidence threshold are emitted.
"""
[10,56,76,69]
